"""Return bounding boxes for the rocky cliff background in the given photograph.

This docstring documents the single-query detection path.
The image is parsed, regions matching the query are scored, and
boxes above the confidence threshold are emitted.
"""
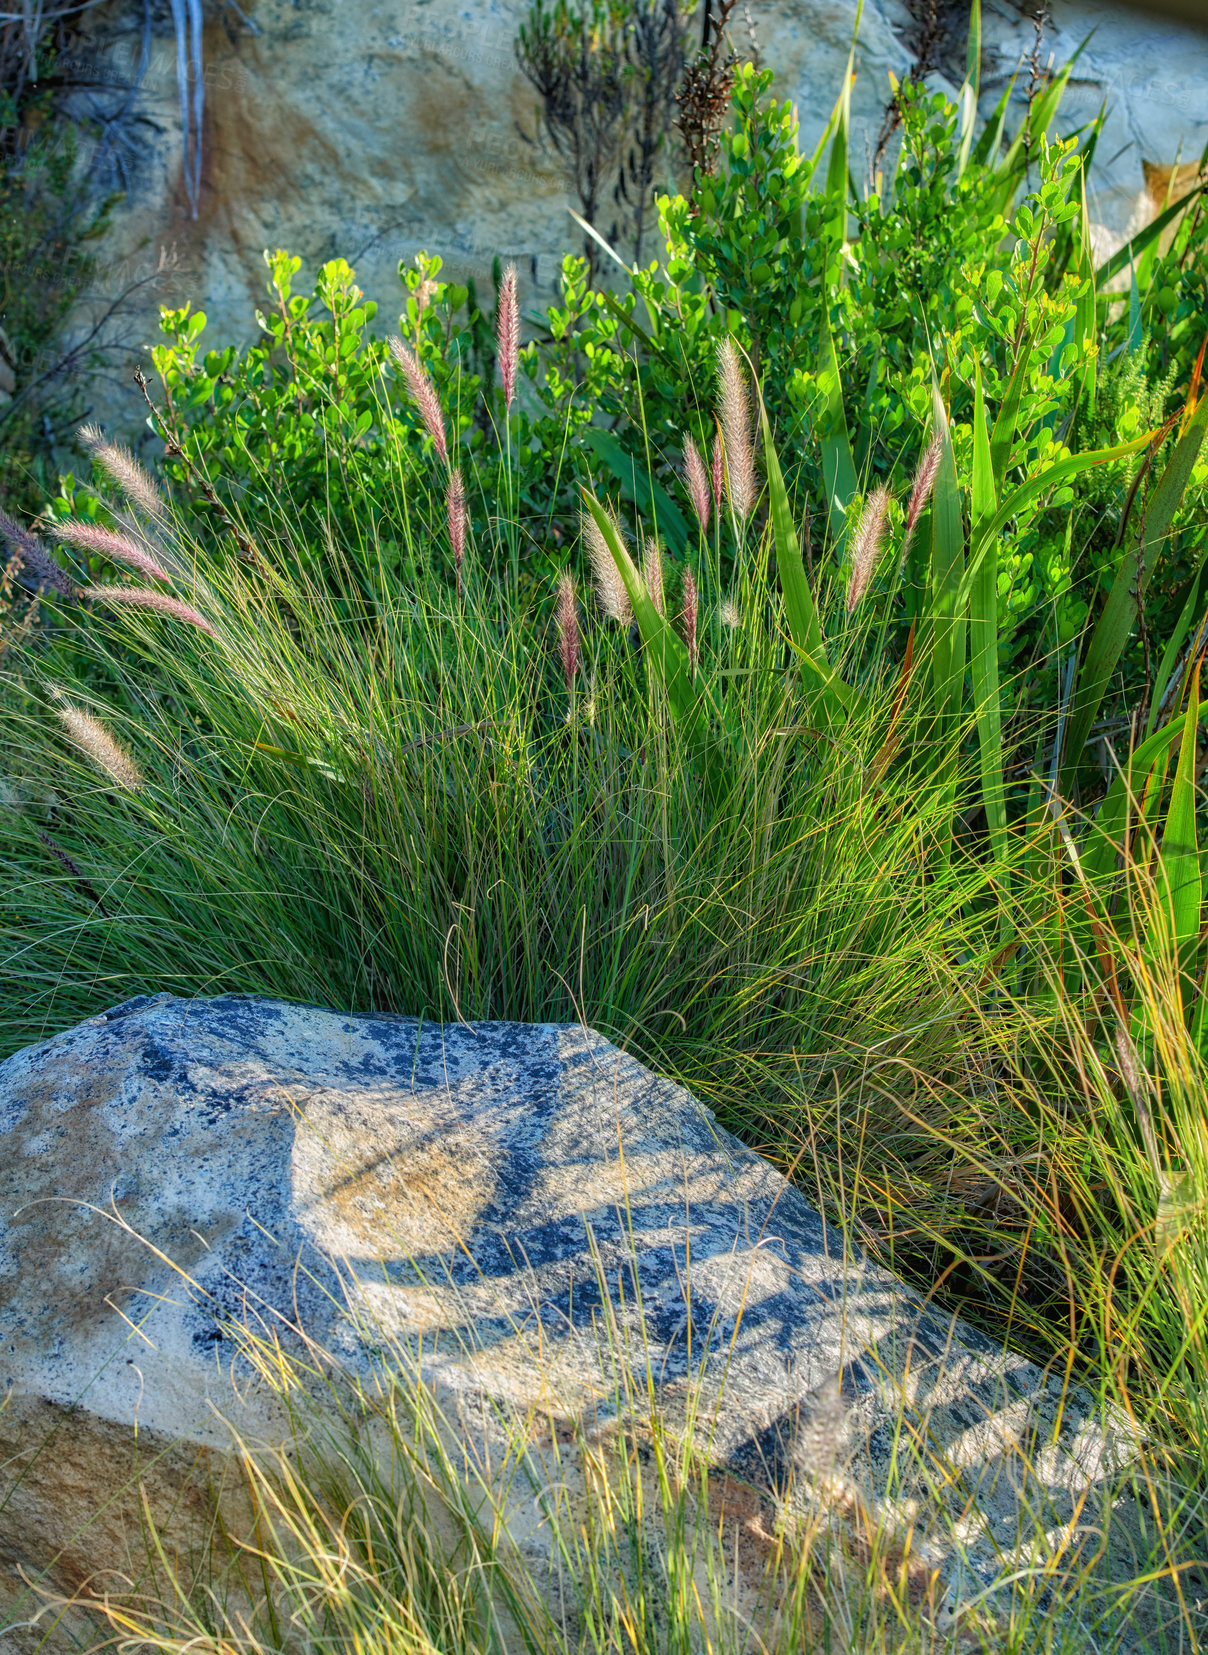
[16,0,1208,442]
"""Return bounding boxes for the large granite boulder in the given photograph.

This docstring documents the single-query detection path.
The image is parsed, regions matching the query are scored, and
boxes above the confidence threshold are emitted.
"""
[0,994,1176,1644]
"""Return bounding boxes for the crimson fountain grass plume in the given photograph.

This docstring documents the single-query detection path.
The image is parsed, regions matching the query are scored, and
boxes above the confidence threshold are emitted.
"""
[582,508,632,625]
[83,584,216,636]
[682,434,710,535]
[846,484,891,614]
[497,263,519,413]
[904,433,944,552]
[716,338,756,521]
[78,425,164,520]
[50,521,171,585]
[387,337,448,466]
[710,427,724,519]
[446,468,467,600]
[643,537,665,615]
[557,572,580,697]
[53,695,143,791]
[0,509,77,599]
[682,565,698,679]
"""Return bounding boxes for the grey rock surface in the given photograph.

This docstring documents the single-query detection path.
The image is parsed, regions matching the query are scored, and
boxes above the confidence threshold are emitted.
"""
[0,994,1172,1641]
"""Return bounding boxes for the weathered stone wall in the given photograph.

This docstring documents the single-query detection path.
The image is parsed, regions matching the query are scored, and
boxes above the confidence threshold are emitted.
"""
[61,0,1208,438]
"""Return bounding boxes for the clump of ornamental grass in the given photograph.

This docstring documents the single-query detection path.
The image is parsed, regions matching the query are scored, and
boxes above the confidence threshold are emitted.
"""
[4,444,1208,1623]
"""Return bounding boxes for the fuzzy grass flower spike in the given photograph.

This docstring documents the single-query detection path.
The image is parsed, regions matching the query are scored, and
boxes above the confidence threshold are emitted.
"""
[682,434,710,535]
[497,263,520,413]
[556,571,580,698]
[84,585,217,636]
[387,336,448,466]
[846,484,891,613]
[50,521,172,585]
[904,434,944,552]
[716,338,756,521]
[79,424,165,520]
[583,507,632,625]
[53,693,143,792]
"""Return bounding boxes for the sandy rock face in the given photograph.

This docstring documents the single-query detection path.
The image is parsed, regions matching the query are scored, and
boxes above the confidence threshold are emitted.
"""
[60,0,1208,439]
[0,992,1164,1641]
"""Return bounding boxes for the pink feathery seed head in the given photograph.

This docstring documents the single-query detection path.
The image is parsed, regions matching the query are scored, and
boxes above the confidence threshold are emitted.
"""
[497,263,520,413]
[83,584,217,636]
[0,508,77,599]
[717,337,756,520]
[904,433,944,549]
[711,427,724,517]
[682,565,698,679]
[387,336,448,467]
[446,468,467,598]
[50,521,171,585]
[846,484,892,615]
[53,696,143,791]
[643,537,665,616]
[557,571,580,694]
[683,434,710,536]
[78,424,164,520]
[582,507,633,625]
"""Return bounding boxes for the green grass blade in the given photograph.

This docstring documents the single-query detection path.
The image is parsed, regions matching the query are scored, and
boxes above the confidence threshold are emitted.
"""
[989,342,1029,493]
[955,0,981,179]
[995,62,1074,209]
[760,400,825,663]
[824,0,862,258]
[970,365,1007,870]
[819,309,859,554]
[1075,164,1098,419]
[1148,553,1208,738]
[1062,395,1208,785]
[759,397,865,716]
[973,73,1016,167]
[1163,665,1202,987]
[928,382,966,748]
